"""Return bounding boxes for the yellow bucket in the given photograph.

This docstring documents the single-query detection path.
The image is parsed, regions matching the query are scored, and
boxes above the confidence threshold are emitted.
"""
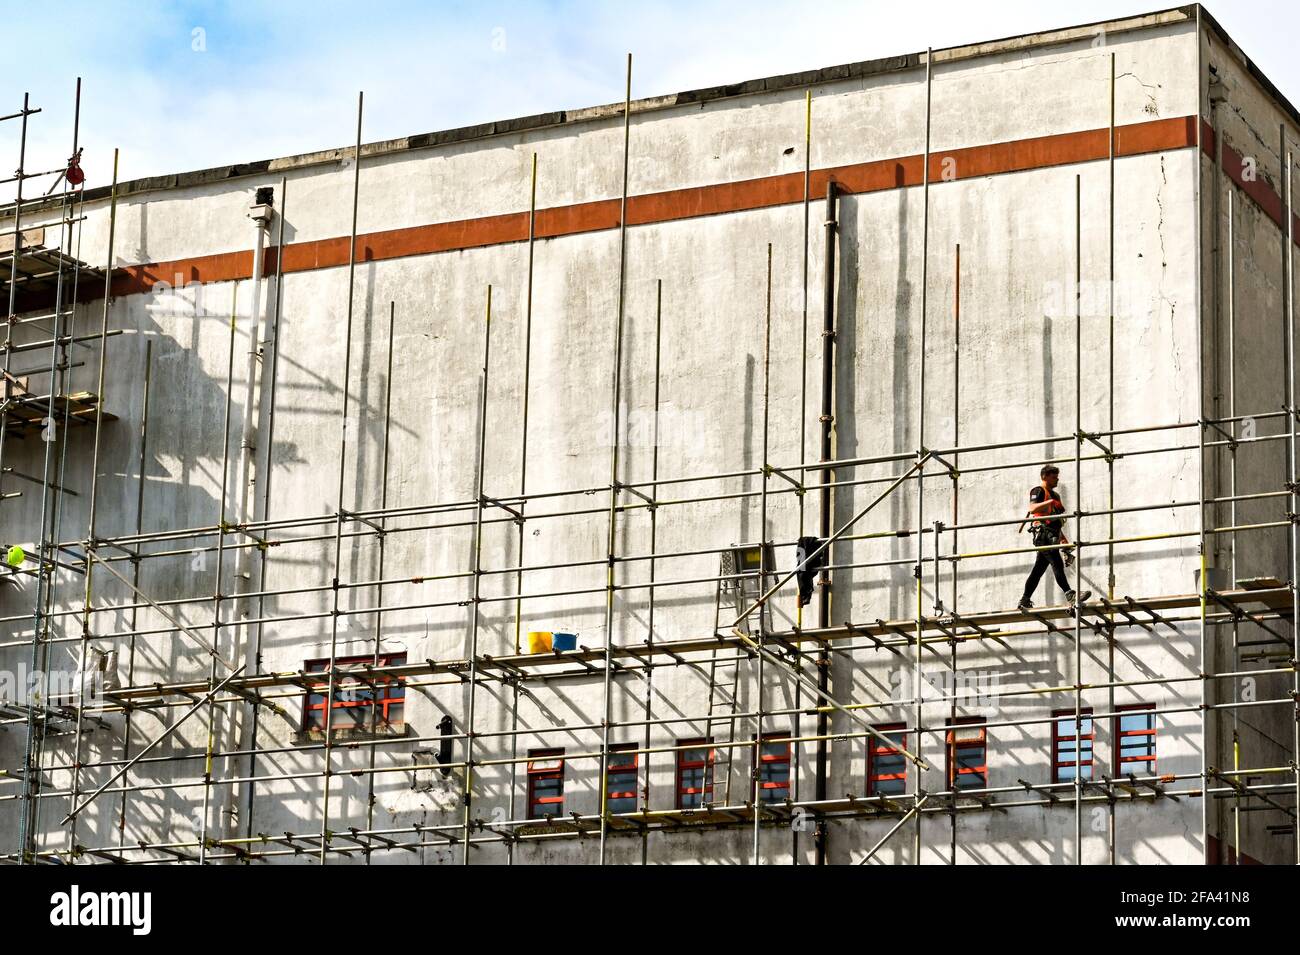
[527,631,553,654]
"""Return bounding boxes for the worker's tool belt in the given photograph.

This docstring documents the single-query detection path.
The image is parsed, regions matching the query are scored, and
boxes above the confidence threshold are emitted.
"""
[1030,523,1061,548]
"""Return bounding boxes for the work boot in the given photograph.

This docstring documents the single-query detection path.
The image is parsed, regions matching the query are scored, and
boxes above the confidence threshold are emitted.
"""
[1067,589,1091,607]
[1017,597,1033,612]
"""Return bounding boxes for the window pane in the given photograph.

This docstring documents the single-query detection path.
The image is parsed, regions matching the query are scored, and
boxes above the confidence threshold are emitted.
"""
[875,754,905,776]
[1120,712,1152,733]
[955,750,983,771]
[608,771,637,798]
[761,742,788,760]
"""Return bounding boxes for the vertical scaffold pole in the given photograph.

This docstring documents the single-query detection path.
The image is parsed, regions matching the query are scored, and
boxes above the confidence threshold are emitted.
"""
[200,284,240,864]
[508,152,538,866]
[26,82,82,858]
[461,285,493,863]
[752,243,773,864]
[363,301,397,859]
[597,52,632,865]
[1226,187,1241,861]
[948,242,960,864]
[0,93,32,511]
[639,277,662,866]
[319,91,364,865]
[814,175,837,865]
[9,91,34,861]
[793,87,811,866]
[61,147,119,861]
[1192,13,1207,860]
[1284,145,1299,866]
[913,45,933,866]
[1072,173,1084,865]
[1106,50,1119,867]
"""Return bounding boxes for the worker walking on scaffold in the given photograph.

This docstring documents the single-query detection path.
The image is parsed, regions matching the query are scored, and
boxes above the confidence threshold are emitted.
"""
[1018,464,1091,611]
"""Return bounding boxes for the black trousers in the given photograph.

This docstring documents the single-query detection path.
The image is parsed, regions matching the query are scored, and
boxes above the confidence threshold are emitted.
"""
[1022,548,1070,601]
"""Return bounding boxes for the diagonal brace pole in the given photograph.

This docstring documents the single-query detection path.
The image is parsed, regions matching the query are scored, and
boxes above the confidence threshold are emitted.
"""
[731,626,930,770]
[856,793,930,864]
[85,546,237,672]
[726,454,933,770]
[61,664,246,824]
[729,453,930,630]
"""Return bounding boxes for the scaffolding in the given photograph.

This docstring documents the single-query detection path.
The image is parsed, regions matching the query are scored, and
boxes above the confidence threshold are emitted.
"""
[1,34,1299,866]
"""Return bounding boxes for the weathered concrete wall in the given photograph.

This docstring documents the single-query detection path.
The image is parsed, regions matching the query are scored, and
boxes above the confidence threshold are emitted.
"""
[2,9,1281,864]
[1199,18,1300,866]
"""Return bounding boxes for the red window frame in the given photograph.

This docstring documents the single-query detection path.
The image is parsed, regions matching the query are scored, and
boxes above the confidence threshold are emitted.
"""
[605,743,638,814]
[302,653,407,733]
[1114,704,1156,774]
[946,717,987,791]
[527,748,565,819]
[757,733,791,803]
[867,723,908,796]
[676,738,715,809]
[1052,708,1095,783]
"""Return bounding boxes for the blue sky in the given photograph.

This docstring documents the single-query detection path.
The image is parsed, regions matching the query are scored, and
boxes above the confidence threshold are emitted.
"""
[4,0,1299,194]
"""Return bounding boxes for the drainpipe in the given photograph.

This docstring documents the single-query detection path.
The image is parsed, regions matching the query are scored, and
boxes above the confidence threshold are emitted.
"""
[234,186,273,610]
[224,186,272,844]
[815,180,838,865]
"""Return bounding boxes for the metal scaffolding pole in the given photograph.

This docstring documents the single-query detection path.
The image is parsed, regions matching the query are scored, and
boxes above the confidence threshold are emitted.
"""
[913,45,934,866]
[792,86,812,867]
[507,152,538,867]
[460,285,493,863]
[199,283,241,863]
[318,91,365,866]
[1285,142,1300,866]
[751,243,773,864]
[1072,173,1084,865]
[597,52,632,865]
[361,301,397,859]
[638,277,662,866]
[60,146,119,860]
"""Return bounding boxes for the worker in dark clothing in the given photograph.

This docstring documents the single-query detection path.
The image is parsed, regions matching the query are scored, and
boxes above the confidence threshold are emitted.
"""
[1018,464,1091,610]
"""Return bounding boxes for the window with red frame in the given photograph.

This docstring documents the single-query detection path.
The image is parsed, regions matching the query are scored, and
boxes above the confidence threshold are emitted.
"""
[1052,708,1094,782]
[527,748,565,819]
[867,723,908,796]
[757,733,791,803]
[1115,704,1156,774]
[606,743,638,814]
[302,653,406,734]
[676,739,715,809]
[946,718,986,791]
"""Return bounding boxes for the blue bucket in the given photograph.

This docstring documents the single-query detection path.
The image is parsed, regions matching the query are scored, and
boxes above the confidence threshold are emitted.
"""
[551,631,577,651]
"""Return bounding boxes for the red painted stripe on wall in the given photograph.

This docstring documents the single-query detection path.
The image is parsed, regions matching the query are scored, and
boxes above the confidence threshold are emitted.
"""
[109,114,1201,299]
[1201,119,1300,240]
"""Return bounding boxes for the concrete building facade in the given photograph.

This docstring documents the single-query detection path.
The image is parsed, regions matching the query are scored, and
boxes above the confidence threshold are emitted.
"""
[1,4,1297,864]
